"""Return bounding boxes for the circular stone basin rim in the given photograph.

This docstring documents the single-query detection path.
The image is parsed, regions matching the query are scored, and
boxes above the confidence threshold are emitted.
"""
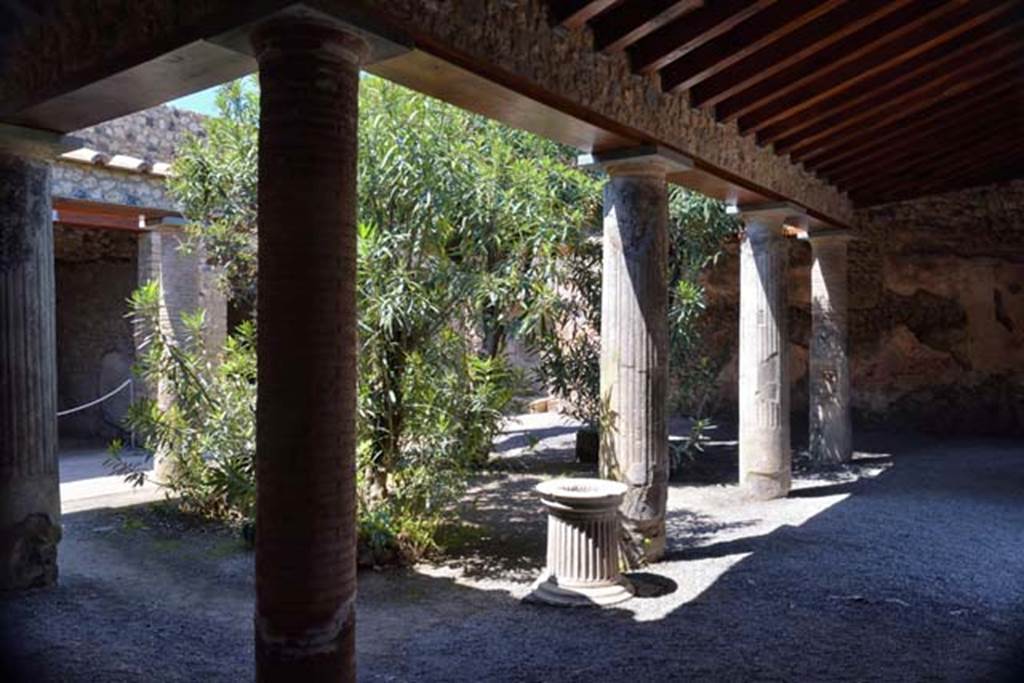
[536,477,627,501]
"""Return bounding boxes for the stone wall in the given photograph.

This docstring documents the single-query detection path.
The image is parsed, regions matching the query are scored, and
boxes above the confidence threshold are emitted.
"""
[705,179,1024,436]
[52,163,176,211]
[51,104,206,211]
[54,225,138,442]
[72,105,206,162]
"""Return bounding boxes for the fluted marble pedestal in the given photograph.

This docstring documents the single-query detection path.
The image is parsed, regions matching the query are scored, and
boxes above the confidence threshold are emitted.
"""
[529,478,633,607]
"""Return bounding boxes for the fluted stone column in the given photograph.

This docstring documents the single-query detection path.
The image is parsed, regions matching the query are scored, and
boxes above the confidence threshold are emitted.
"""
[580,146,691,563]
[737,203,803,500]
[807,229,853,464]
[252,16,367,681]
[0,127,75,591]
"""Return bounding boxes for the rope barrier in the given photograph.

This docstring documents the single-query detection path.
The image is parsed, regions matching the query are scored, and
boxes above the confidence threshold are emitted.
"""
[57,378,133,417]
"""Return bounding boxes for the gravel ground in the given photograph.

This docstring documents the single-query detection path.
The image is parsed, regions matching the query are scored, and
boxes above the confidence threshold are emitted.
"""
[2,414,1022,682]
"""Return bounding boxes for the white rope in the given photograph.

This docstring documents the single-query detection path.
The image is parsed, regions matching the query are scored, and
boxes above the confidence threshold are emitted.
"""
[57,378,133,417]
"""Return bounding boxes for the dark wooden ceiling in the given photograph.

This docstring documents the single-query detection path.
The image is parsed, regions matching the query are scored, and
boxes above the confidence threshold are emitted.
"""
[550,0,1024,206]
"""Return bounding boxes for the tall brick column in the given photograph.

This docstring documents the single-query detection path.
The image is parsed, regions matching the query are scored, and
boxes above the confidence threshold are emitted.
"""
[0,128,74,591]
[807,229,853,464]
[581,147,691,563]
[737,203,803,500]
[251,16,367,681]
[137,218,228,482]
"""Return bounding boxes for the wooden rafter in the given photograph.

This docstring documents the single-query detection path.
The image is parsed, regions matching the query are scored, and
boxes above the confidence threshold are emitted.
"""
[831,111,1024,189]
[659,0,846,94]
[847,133,1024,199]
[852,141,1024,204]
[787,53,1024,163]
[629,0,777,75]
[689,0,917,109]
[544,0,1024,205]
[815,91,1021,182]
[592,0,704,53]
[550,0,621,30]
[804,77,1024,173]
[777,44,1024,157]
[756,17,1024,147]
[723,0,1013,128]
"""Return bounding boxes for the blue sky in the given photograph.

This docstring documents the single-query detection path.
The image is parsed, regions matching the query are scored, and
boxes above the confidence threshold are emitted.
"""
[167,85,223,116]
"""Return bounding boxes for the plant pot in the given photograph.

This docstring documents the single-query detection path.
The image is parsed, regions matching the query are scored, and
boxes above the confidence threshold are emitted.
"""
[575,427,599,464]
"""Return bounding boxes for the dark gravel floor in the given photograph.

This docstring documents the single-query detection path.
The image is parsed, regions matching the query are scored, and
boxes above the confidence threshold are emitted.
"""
[2,418,1022,682]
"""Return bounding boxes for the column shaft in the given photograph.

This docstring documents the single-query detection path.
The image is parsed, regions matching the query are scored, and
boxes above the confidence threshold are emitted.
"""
[0,151,61,591]
[738,217,791,499]
[137,225,227,482]
[252,18,366,681]
[599,171,668,561]
[808,234,851,463]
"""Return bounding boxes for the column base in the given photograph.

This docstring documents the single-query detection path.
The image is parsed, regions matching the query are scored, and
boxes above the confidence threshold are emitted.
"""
[623,521,666,564]
[741,471,791,500]
[150,452,177,486]
[526,575,634,607]
[0,513,61,591]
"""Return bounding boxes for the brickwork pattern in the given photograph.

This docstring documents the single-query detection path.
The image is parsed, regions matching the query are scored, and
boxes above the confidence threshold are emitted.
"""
[251,18,366,680]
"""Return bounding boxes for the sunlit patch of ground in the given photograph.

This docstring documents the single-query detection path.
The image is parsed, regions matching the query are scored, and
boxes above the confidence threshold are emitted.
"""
[2,420,1022,681]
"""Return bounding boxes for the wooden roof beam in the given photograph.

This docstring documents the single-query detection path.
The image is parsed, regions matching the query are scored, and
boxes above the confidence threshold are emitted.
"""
[551,0,620,30]
[829,109,1024,189]
[776,42,1024,157]
[690,0,916,109]
[756,17,1024,147]
[628,0,777,75]
[718,0,1013,128]
[592,0,704,53]
[802,77,1024,172]
[815,93,1020,182]
[854,146,1024,205]
[846,133,1024,200]
[786,53,1024,164]
[659,0,847,94]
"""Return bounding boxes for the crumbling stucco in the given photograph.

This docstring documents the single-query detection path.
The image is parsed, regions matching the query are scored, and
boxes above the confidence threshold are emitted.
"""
[707,179,1024,435]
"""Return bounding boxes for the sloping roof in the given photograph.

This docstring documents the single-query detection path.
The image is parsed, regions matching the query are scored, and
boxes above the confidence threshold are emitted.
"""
[59,147,171,177]
[550,0,1024,206]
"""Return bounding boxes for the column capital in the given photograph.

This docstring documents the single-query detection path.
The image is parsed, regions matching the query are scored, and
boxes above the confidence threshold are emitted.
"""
[141,215,188,234]
[251,14,371,67]
[248,5,411,67]
[578,145,692,177]
[803,226,854,244]
[735,201,806,225]
[0,123,81,161]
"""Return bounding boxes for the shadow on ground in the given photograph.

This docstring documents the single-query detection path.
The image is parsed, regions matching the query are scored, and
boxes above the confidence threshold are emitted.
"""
[3,418,1023,682]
